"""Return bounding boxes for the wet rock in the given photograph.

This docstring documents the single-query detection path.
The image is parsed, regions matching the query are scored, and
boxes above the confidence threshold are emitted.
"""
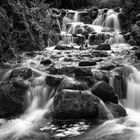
[92,70,110,83]
[91,50,108,57]
[55,44,74,50]
[106,102,127,118]
[73,35,85,46]
[95,43,111,50]
[40,59,53,66]
[50,66,76,76]
[81,31,89,39]
[135,50,140,59]
[75,67,92,77]
[98,63,116,71]
[111,65,133,98]
[136,21,140,26]
[45,75,63,87]
[136,14,140,21]
[10,67,32,80]
[75,28,85,34]
[89,33,110,45]
[53,89,99,119]
[91,81,118,104]
[79,61,96,67]
[61,77,88,91]
[85,26,95,33]
[0,78,28,117]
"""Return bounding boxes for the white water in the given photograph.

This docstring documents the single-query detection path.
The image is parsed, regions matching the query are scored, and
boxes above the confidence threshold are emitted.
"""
[0,75,56,140]
[127,66,140,110]
[73,11,80,22]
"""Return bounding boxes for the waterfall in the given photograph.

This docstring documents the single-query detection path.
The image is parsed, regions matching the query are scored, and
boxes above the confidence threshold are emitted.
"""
[126,66,140,110]
[68,22,84,34]
[61,32,74,44]
[0,74,57,140]
[105,13,121,33]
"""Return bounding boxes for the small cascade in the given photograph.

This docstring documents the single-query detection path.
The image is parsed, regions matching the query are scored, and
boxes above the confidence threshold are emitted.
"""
[127,66,140,110]
[0,74,57,140]
[61,32,74,44]
[108,33,125,45]
[68,22,84,34]
[73,11,80,22]
[105,12,121,33]
[62,14,73,31]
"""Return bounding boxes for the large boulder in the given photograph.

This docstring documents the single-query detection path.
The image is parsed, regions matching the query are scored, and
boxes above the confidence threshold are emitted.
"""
[75,67,92,77]
[45,75,63,87]
[50,65,76,76]
[53,89,99,119]
[91,81,118,104]
[0,78,28,117]
[9,67,32,80]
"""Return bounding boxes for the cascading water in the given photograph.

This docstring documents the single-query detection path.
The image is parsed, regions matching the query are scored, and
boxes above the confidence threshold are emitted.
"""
[126,66,140,110]
[73,11,80,22]
[0,74,56,140]
[92,9,125,46]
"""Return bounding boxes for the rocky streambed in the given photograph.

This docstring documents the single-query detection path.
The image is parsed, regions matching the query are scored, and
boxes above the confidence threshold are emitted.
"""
[0,2,140,140]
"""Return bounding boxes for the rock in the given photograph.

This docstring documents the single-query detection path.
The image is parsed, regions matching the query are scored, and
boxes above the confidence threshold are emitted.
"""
[50,65,76,76]
[85,26,95,33]
[111,65,133,98]
[55,44,74,50]
[135,50,140,59]
[136,21,140,26]
[95,43,111,50]
[91,81,118,104]
[40,59,52,66]
[136,14,140,21]
[0,78,28,117]
[61,77,88,90]
[45,75,63,87]
[75,67,92,77]
[75,27,85,34]
[10,67,32,80]
[53,89,99,119]
[91,50,108,57]
[89,33,110,45]
[73,35,85,46]
[79,61,96,67]
[98,63,116,71]
[92,70,110,83]
[106,102,127,118]
[81,31,89,39]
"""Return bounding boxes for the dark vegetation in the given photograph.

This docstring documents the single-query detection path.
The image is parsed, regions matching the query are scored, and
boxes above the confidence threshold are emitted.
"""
[0,0,140,63]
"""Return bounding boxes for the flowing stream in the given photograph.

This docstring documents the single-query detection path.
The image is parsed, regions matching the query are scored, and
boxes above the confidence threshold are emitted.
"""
[0,8,139,140]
